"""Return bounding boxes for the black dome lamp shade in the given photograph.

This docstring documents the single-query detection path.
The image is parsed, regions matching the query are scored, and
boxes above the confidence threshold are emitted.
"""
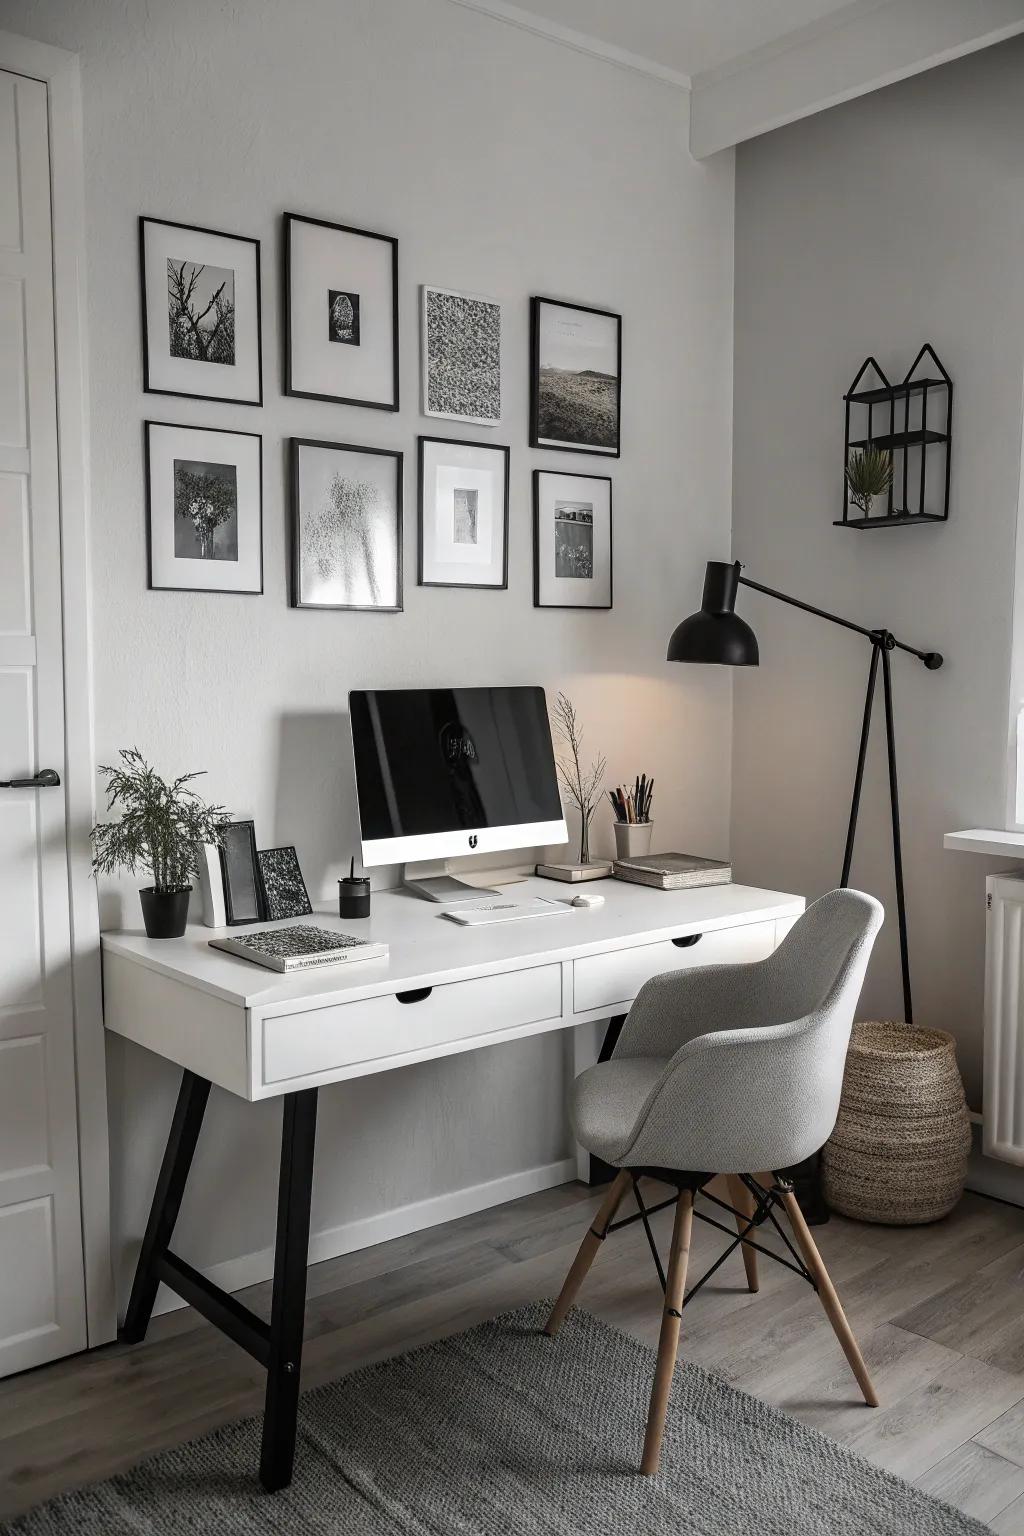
[666,556,944,1029]
[666,560,759,666]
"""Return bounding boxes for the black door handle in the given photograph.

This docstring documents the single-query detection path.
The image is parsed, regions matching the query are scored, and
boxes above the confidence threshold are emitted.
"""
[0,769,61,789]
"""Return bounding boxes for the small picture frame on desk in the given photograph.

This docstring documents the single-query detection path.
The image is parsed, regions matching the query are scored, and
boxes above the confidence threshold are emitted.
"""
[219,820,264,925]
[257,846,313,921]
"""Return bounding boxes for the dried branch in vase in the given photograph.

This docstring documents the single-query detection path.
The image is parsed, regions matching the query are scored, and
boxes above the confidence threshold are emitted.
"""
[551,691,606,864]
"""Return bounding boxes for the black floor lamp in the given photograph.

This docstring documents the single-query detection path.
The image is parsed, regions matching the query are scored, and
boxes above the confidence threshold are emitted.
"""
[667,560,943,1024]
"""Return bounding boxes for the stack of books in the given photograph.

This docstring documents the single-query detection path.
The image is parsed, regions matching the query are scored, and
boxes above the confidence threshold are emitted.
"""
[611,852,732,891]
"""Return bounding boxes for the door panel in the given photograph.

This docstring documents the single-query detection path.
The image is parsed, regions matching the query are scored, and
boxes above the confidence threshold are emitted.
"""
[0,69,87,1376]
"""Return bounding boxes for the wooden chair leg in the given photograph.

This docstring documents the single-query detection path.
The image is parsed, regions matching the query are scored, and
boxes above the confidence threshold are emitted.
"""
[727,1175,759,1293]
[641,1189,694,1475]
[544,1170,631,1338]
[779,1186,878,1408]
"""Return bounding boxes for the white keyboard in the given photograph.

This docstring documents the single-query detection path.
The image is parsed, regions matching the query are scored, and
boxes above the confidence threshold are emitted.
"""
[441,897,571,927]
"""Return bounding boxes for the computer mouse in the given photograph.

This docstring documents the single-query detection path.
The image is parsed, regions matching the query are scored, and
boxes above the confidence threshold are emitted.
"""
[571,892,605,908]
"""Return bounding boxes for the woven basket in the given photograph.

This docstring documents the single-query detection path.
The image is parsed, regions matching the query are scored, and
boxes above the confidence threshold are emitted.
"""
[822,1021,971,1225]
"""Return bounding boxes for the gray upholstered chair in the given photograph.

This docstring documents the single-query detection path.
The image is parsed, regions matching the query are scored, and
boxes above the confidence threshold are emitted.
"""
[544,887,884,1475]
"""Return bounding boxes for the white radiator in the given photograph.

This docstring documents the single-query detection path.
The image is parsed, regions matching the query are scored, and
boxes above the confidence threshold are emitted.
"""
[984,874,1024,1164]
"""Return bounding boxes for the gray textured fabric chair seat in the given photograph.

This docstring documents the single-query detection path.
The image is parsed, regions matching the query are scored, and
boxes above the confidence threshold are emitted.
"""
[543,888,884,1477]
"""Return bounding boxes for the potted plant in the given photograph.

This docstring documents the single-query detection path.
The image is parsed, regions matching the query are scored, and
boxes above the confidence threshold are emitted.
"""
[552,691,606,865]
[845,445,894,517]
[90,748,230,938]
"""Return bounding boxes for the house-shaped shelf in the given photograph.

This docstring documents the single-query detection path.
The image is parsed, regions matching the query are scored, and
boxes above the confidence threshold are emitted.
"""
[837,345,952,529]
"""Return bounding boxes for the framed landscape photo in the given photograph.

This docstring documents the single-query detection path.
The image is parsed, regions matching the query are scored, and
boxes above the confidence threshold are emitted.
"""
[145,422,263,593]
[284,214,399,410]
[257,846,313,921]
[418,435,509,590]
[139,217,262,405]
[530,296,621,457]
[291,438,403,611]
[421,285,501,425]
[533,469,612,610]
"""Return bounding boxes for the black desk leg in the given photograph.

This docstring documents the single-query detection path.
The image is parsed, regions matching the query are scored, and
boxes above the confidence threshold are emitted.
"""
[259,1088,318,1493]
[121,1071,212,1344]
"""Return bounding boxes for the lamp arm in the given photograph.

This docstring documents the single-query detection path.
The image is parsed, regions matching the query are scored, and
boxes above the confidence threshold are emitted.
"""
[737,573,942,669]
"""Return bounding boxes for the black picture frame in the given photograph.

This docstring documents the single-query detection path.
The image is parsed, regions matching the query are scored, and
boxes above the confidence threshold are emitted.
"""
[283,213,400,411]
[256,846,313,921]
[529,295,622,458]
[139,216,263,407]
[417,434,510,590]
[144,420,264,595]
[219,820,265,925]
[533,467,613,611]
[290,437,404,612]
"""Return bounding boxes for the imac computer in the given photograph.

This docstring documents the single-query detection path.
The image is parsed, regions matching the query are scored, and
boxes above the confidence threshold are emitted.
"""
[349,685,568,900]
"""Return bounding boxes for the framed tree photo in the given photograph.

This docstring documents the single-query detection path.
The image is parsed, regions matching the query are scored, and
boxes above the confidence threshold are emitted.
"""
[284,214,399,410]
[530,296,621,456]
[533,469,612,610]
[291,438,403,611]
[421,285,501,425]
[139,217,262,405]
[418,435,509,589]
[145,422,263,593]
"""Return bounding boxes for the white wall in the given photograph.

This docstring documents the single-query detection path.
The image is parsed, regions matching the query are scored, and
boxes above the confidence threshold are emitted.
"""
[732,37,1024,1106]
[9,0,736,1307]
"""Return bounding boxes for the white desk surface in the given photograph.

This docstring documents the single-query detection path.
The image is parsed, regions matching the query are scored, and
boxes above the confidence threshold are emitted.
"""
[101,878,804,1016]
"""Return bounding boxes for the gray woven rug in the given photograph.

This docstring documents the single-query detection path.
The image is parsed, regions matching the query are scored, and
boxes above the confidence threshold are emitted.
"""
[2,1302,985,1535]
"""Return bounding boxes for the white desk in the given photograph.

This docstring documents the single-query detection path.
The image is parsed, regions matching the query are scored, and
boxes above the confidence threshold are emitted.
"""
[102,877,803,1490]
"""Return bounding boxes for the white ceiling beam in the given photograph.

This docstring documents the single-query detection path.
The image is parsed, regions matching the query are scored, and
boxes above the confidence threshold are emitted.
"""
[690,0,1024,159]
[447,0,691,89]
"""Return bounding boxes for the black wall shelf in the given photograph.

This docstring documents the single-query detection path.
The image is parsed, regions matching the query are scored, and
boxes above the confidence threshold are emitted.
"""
[837,344,952,530]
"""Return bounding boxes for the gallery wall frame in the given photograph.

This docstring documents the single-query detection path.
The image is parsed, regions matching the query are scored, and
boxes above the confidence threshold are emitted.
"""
[290,437,404,612]
[533,467,613,610]
[283,213,400,411]
[417,434,510,590]
[139,216,263,406]
[529,295,622,458]
[144,420,264,594]
[421,284,502,426]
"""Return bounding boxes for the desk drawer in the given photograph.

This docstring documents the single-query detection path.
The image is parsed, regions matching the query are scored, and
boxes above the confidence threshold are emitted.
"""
[261,963,563,1086]
[572,920,775,1016]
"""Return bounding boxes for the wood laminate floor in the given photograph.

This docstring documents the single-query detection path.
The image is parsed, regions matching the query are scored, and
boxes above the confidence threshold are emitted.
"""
[3,1182,1024,1528]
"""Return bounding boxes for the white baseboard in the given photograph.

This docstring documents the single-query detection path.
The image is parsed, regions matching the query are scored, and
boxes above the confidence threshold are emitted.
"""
[965,1119,1024,1208]
[152,1156,578,1318]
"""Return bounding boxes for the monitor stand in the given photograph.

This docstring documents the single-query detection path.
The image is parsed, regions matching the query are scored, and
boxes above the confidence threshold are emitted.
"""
[402,859,501,903]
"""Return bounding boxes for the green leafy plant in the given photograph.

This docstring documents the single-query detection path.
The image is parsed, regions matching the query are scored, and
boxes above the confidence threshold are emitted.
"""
[552,692,606,864]
[90,748,230,892]
[845,445,893,515]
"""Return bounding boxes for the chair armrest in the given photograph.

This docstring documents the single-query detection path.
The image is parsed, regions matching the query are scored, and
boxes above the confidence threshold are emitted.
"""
[613,959,771,1060]
[622,1013,845,1173]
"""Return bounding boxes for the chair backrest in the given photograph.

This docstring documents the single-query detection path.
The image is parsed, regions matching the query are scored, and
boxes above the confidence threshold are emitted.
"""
[762,887,884,1028]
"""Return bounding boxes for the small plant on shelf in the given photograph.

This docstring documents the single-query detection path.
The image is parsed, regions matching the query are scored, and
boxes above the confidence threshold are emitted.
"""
[845,445,894,516]
[90,747,230,939]
[551,692,606,865]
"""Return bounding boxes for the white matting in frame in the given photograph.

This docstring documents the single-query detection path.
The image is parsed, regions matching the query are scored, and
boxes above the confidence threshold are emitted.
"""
[285,214,399,410]
[533,468,612,610]
[146,422,263,593]
[419,436,509,589]
[140,218,262,405]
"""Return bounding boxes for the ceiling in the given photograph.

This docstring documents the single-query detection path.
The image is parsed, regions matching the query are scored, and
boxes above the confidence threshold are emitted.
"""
[466,0,872,80]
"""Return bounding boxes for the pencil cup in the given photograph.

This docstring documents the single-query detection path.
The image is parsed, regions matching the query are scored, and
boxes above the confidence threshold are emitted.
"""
[614,821,653,859]
[339,876,371,919]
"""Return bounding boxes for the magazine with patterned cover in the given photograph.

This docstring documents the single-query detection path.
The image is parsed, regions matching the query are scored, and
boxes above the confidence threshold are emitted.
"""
[210,924,388,973]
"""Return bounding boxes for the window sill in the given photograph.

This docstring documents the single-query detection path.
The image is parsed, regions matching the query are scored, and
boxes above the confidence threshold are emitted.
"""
[944,829,1024,858]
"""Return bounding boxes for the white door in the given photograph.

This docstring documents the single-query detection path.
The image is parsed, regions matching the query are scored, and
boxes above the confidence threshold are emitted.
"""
[0,68,87,1376]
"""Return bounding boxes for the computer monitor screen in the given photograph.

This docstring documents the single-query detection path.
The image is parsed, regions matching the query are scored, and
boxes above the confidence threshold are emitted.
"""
[349,686,567,866]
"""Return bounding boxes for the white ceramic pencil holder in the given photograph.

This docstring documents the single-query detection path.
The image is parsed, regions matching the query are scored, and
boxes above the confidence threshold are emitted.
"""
[614,821,653,859]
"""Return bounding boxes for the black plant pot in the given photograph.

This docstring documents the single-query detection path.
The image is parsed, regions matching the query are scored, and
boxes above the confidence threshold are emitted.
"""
[139,886,192,939]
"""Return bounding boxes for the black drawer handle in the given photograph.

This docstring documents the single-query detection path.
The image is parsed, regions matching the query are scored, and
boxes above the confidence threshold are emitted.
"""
[671,934,703,949]
[396,987,433,1004]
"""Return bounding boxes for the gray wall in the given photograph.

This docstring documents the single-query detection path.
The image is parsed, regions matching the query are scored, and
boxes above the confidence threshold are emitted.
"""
[9,0,737,1306]
[732,37,1024,1104]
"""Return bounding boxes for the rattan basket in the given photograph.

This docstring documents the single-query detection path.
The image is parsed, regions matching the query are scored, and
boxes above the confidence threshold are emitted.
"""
[822,1021,971,1225]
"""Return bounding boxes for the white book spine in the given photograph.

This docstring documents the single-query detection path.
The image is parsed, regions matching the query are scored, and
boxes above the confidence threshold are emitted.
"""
[197,842,227,928]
